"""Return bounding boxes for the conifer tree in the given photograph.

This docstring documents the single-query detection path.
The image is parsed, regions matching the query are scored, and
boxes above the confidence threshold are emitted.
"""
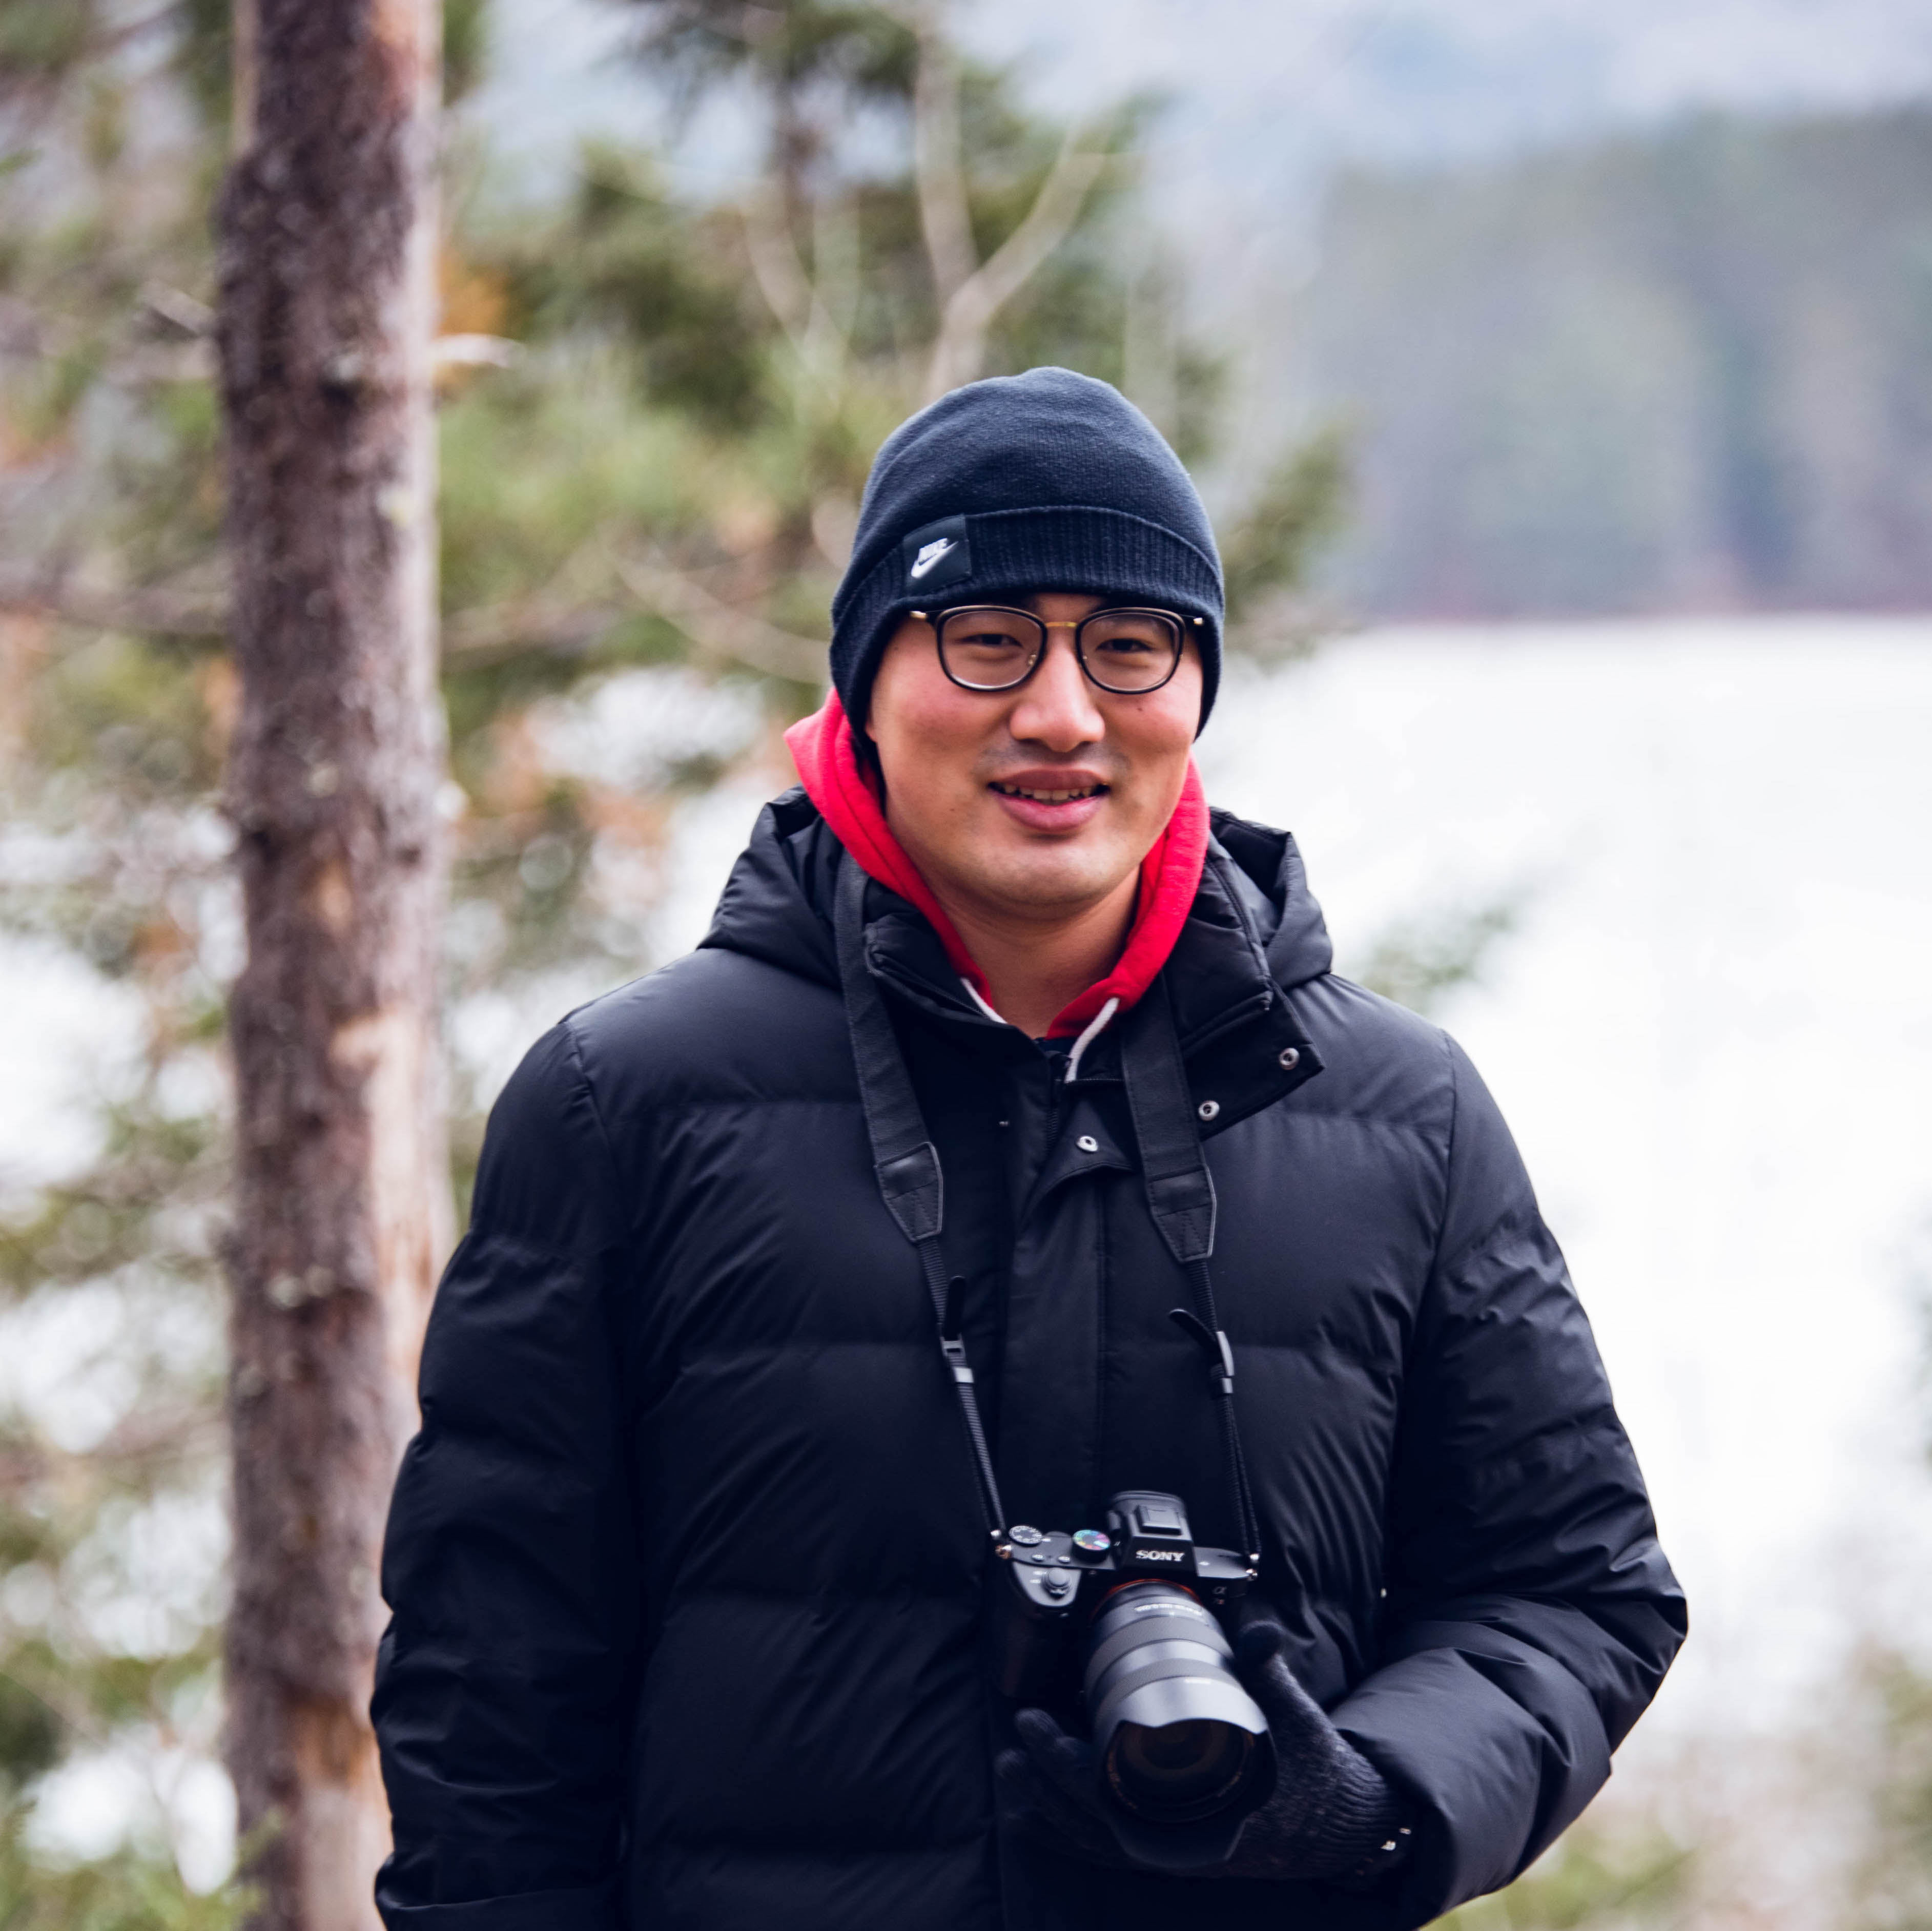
[215,0,447,1922]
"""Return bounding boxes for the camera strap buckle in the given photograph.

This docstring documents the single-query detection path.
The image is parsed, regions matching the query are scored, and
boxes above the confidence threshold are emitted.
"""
[1169,1307,1236,1399]
[939,1276,976,1384]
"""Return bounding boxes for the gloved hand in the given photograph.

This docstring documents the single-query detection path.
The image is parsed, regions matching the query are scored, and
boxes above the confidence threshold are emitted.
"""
[995,1615,1415,1886]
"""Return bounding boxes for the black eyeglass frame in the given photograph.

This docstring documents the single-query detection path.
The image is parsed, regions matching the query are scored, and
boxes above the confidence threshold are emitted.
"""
[910,603,1205,696]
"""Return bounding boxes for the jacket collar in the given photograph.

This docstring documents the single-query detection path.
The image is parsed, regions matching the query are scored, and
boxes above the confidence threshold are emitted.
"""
[701,786,1334,1125]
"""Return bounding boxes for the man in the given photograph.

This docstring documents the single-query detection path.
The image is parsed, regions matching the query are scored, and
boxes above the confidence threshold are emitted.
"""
[373,367,1684,1930]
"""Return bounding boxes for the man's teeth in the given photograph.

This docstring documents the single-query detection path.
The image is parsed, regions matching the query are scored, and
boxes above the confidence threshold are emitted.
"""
[993,782,1101,803]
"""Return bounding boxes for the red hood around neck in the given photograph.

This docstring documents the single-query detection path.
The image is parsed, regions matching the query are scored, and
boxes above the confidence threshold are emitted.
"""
[783,692,1208,1039]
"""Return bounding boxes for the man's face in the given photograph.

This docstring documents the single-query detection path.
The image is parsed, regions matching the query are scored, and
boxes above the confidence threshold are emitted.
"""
[865,591,1203,925]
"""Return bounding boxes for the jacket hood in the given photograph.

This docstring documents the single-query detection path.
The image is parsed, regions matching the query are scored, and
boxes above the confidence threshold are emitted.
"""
[1209,808,1335,991]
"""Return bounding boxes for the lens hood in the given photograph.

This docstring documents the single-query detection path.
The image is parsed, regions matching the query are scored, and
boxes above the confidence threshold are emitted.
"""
[1081,1582,1276,1867]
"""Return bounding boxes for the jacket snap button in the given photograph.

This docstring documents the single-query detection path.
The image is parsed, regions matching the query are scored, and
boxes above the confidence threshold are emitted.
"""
[1197,1101,1220,1122]
[1279,1047,1300,1071]
[1076,1134,1099,1153]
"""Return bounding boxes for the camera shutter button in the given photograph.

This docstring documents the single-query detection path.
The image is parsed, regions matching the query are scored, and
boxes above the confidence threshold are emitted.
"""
[1042,1573,1073,1600]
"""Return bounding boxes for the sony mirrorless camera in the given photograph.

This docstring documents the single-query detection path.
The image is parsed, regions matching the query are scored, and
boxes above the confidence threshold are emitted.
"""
[991,1489,1276,1868]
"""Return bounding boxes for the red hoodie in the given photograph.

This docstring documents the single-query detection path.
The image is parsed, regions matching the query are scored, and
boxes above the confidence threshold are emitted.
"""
[783,692,1208,1040]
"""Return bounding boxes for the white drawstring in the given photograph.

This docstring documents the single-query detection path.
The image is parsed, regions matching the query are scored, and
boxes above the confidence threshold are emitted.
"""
[1063,996,1121,1084]
[959,982,1119,1081]
[961,978,1006,1025]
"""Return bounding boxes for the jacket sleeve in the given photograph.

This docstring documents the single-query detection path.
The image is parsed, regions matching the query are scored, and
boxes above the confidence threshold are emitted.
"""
[373,1021,639,1931]
[1330,1036,1687,1926]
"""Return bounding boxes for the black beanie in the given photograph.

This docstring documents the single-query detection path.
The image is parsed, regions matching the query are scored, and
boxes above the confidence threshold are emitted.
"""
[830,367,1224,729]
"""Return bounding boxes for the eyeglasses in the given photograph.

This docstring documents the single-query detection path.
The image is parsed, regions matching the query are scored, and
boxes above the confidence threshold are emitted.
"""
[912,604,1198,696]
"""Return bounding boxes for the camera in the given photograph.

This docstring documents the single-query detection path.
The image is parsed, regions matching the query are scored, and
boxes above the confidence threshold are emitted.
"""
[991,1490,1276,1868]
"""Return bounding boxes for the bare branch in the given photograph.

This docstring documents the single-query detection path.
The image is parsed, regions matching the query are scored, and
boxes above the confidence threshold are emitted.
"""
[923,130,1109,401]
[107,341,218,384]
[140,281,216,337]
[910,17,976,309]
[801,192,859,373]
[433,333,523,373]
[741,182,857,405]
[441,596,623,665]
[440,536,828,685]
[437,540,626,663]
[0,577,228,637]
[611,553,829,683]
[739,184,815,346]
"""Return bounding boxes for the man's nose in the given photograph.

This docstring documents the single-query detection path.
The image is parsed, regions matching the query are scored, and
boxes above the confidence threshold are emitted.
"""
[1008,637,1105,751]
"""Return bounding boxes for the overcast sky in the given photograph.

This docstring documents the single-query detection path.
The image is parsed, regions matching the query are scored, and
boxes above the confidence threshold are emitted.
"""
[963,0,1932,150]
[477,0,1932,203]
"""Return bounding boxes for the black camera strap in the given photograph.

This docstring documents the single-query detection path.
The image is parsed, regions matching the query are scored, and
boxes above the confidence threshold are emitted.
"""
[834,851,1260,1568]
[834,854,1008,1539]
[1119,982,1262,1568]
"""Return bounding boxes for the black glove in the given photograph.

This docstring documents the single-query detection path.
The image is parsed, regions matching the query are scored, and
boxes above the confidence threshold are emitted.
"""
[995,1616,1415,1887]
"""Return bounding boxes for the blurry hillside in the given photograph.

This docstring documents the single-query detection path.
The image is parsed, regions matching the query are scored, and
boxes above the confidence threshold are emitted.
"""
[1304,107,1932,618]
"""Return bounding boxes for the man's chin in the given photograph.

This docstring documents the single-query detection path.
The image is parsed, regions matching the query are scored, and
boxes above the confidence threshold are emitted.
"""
[957,836,1135,919]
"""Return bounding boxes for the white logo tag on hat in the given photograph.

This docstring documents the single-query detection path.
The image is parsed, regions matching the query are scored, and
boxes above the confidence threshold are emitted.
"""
[899,515,972,591]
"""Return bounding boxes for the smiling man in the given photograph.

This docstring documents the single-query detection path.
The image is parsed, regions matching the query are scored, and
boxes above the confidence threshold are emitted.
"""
[373,368,1684,1931]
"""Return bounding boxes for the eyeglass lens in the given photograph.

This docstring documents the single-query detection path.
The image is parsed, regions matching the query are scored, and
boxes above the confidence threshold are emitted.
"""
[935,608,1182,693]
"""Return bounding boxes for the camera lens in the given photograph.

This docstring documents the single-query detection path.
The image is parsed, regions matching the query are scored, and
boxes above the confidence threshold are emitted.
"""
[1109,1717,1256,1816]
[1082,1583,1273,1826]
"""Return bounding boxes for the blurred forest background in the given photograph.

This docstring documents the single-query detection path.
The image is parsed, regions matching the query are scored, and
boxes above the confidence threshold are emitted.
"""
[1,0,1930,1923]
[0,0,1334,1916]
[1306,107,1932,617]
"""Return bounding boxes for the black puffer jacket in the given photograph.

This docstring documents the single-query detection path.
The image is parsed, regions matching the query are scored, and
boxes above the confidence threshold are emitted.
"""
[373,792,1684,1931]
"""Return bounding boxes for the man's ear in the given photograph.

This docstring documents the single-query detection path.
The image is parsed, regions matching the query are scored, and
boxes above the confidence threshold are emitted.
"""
[852,714,886,790]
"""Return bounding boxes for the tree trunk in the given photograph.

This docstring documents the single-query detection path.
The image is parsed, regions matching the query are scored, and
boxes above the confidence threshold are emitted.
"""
[215,1,446,1924]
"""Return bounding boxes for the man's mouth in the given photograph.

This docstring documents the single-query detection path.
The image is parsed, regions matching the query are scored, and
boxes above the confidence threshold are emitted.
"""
[990,781,1106,803]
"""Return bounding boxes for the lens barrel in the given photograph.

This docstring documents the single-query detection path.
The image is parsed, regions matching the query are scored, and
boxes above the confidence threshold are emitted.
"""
[1082,1583,1273,1829]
